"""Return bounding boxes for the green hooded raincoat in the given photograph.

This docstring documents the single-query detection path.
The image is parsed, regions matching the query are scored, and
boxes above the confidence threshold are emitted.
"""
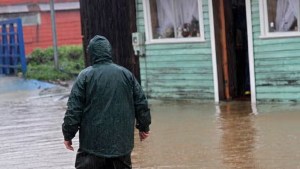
[62,35,151,158]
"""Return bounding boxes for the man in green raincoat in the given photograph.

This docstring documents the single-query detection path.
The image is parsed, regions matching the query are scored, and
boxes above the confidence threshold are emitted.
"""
[62,35,151,169]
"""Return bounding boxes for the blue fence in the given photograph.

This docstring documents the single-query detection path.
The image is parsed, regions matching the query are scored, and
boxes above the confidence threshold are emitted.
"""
[0,18,27,75]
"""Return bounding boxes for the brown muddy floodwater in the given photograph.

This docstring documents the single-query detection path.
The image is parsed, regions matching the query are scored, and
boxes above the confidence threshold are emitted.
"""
[0,91,300,169]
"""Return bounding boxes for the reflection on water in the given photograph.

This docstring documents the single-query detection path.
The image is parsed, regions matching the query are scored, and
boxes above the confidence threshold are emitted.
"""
[217,102,258,169]
[1,92,300,169]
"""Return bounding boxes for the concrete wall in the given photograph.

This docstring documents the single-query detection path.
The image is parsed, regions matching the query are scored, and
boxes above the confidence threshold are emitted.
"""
[251,0,300,102]
[136,0,215,100]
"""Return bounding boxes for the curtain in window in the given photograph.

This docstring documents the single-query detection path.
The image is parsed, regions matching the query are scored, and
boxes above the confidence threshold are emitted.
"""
[156,0,199,37]
[156,0,175,37]
[174,0,199,28]
[275,0,299,31]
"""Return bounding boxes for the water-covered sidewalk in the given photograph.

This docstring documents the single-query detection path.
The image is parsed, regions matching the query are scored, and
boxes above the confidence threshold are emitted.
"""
[0,77,300,169]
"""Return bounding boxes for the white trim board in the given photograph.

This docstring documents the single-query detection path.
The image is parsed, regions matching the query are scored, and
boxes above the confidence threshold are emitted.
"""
[246,0,257,103]
[208,0,219,103]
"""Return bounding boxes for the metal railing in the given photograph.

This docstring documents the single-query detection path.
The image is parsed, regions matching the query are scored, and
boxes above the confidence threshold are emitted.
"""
[0,18,27,76]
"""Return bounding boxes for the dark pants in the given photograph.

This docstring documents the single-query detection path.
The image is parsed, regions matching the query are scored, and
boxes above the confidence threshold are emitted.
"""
[75,149,132,169]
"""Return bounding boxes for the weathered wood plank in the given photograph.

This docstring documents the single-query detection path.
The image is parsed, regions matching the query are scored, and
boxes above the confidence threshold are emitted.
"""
[146,48,212,55]
[147,79,214,88]
[141,73,213,81]
[254,51,300,59]
[256,72,300,80]
[255,64,300,73]
[146,43,211,50]
[256,80,300,86]
[148,92,214,100]
[257,93,300,100]
[254,43,300,53]
[146,86,214,93]
[143,54,212,62]
[257,86,300,93]
[140,60,212,69]
[141,67,213,74]
[255,58,300,66]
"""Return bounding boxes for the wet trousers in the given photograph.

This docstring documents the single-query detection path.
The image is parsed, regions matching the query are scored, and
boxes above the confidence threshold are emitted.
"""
[75,149,132,169]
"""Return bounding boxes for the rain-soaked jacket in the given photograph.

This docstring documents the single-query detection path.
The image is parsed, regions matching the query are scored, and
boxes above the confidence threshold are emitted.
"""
[62,35,151,158]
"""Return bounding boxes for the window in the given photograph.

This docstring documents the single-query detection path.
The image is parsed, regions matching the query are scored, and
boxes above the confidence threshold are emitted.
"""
[144,0,205,43]
[260,0,300,37]
[0,13,41,26]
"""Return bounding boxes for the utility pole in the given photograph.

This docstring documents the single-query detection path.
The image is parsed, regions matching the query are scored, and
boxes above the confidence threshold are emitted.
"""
[50,0,59,70]
[79,0,140,82]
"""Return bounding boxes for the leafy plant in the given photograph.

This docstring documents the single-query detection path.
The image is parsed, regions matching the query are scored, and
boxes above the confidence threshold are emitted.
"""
[26,45,85,81]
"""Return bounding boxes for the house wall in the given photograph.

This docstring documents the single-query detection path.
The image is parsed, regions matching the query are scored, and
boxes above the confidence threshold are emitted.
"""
[136,0,215,100]
[0,0,82,55]
[1,0,77,5]
[251,0,300,102]
[23,10,82,54]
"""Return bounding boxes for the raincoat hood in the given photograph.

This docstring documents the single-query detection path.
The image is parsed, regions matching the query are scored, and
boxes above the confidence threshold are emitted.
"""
[88,35,112,64]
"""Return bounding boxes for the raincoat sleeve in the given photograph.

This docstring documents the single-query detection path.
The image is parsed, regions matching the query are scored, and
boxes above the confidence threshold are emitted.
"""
[133,77,151,132]
[62,73,86,141]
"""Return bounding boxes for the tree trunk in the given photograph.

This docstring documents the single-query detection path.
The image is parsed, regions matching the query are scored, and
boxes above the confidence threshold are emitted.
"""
[79,0,140,82]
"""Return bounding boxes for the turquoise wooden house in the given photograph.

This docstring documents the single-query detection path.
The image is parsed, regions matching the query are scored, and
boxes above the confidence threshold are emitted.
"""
[135,0,300,103]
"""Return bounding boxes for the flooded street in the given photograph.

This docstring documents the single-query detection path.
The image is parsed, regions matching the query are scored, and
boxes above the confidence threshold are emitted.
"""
[1,89,300,168]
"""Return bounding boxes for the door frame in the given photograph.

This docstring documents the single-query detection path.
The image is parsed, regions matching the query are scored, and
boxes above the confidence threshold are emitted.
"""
[208,0,256,103]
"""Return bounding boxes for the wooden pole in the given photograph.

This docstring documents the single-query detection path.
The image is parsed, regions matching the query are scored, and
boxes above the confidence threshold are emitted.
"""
[79,0,140,82]
[219,0,231,100]
[50,0,59,70]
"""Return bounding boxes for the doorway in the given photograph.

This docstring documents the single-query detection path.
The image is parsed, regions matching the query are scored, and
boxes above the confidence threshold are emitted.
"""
[212,0,250,101]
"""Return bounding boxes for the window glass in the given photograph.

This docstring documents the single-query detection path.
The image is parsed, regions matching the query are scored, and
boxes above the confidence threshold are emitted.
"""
[267,0,299,32]
[149,0,201,39]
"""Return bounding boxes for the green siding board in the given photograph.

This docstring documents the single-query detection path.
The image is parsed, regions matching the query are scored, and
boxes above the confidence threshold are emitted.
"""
[256,72,300,80]
[141,67,213,74]
[254,38,300,45]
[147,80,214,88]
[255,58,300,66]
[137,3,143,10]
[255,64,300,73]
[140,61,212,68]
[146,43,211,50]
[142,55,212,62]
[257,93,300,100]
[148,92,214,100]
[256,80,300,86]
[255,50,300,59]
[147,87,214,94]
[142,73,213,81]
[256,86,300,93]
[137,18,144,27]
[254,44,300,52]
[146,48,211,55]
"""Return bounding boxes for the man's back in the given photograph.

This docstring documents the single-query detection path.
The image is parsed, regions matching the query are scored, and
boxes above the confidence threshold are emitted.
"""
[62,35,151,162]
[78,62,137,157]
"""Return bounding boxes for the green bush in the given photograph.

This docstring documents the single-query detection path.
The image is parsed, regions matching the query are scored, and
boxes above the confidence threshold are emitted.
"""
[26,45,85,81]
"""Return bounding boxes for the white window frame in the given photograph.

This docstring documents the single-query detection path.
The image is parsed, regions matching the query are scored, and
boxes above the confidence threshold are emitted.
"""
[143,0,205,44]
[259,0,300,39]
